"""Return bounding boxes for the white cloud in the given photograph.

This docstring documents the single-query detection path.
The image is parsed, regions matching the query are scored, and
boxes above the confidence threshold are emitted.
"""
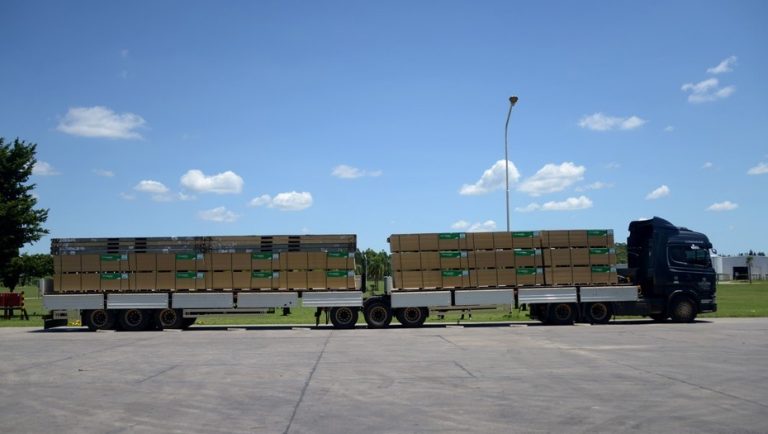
[605,162,621,169]
[646,185,670,200]
[681,78,735,103]
[747,162,768,175]
[199,206,240,223]
[578,113,647,131]
[702,162,713,169]
[706,56,737,74]
[331,164,382,179]
[518,196,593,212]
[517,162,585,196]
[451,220,496,232]
[134,180,168,194]
[32,161,59,176]
[459,160,520,195]
[707,201,738,211]
[93,169,115,177]
[57,106,146,139]
[576,181,611,192]
[249,191,313,211]
[180,169,243,194]
[119,192,136,201]
[664,126,675,132]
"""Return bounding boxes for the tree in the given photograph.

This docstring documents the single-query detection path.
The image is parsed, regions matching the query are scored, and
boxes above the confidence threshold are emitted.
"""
[614,242,628,265]
[0,138,49,291]
[0,254,54,291]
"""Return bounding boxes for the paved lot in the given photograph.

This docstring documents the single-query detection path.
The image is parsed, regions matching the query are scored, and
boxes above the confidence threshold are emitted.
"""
[1,318,767,433]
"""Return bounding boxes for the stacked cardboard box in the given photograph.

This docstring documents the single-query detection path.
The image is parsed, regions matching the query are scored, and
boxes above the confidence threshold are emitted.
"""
[52,235,357,292]
[389,229,617,290]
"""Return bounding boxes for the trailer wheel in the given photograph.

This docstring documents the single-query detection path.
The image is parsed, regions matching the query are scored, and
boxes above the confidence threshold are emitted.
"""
[155,309,184,329]
[84,309,116,331]
[548,303,576,325]
[363,298,392,328]
[584,302,612,324]
[330,306,358,329]
[395,307,428,327]
[533,304,550,324]
[670,297,697,323]
[119,309,151,331]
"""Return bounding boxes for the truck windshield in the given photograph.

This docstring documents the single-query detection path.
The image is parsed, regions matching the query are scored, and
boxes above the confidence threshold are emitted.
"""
[668,244,711,268]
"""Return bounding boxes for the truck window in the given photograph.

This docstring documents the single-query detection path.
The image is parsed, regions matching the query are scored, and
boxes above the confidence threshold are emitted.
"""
[668,245,711,268]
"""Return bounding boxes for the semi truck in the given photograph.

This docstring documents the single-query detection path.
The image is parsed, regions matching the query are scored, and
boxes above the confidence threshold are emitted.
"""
[42,216,717,330]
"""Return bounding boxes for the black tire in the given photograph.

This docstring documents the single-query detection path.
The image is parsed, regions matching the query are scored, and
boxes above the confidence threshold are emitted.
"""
[118,309,151,331]
[584,302,612,325]
[670,297,698,323]
[395,307,428,328]
[548,303,576,325]
[330,306,359,329]
[533,304,550,324]
[363,298,392,328]
[181,317,197,329]
[649,312,668,322]
[83,309,116,331]
[154,309,184,329]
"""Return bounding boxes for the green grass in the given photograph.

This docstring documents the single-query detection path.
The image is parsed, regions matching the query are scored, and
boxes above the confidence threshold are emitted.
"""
[2,281,767,327]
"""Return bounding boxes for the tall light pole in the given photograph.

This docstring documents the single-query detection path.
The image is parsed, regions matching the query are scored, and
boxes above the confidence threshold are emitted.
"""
[504,96,519,232]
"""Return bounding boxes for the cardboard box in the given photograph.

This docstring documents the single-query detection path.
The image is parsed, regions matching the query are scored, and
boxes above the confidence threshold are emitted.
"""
[420,252,441,269]
[101,273,129,291]
[589,248,617,266]
[231,253,251,270]
[395,271,422,289]
[547,249,572,266]
[131,253,157,272]
[327,252,354,269]
[176,253,203,271]
[591,266,618,284]
[211,253,232,271]
[569,230,588,247]
[307,270,326,288]
[514,249,541,267]
[156,254,175,271]
[517,267,542,286]
[285,271,307,289]
[512,231,541,249]
[542,230,570,248]
[471,251,497,269]
[544,267,573,285]
[572,267,592,284]
[80,254,100,272]
[588,230,615,248]
[176,271,206,290]
[495,250,516,268]
[252,252,278,270]
[470,269,498,287]
[441,270,469,288]
[420,234,440,251]
[99,254,129,272]
[251,271,276,289]
[232,271,251,288]
[439,251,467,269]
[307,252,326,270]
[571,248,590,266]
[156,272,175,290]
[496,268,517,287]
[132,272,157,290]
[422,270,441,288]
[327,270,354,289]
[81,273,100,291]
[493,232,513,249]
[391,234,419,252]
[211,271,233,289]
[281,252,308,270]
[471,232,494,250]
[392,252,418,271]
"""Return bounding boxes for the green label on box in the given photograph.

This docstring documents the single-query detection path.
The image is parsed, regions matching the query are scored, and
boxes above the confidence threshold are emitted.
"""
[176,271,203,279]
[327,270,351,277]
[516,267,540,275]
[101,272,126,280]
[251,252,274,260]
[100,254,126,261]
[590,248,610,255]
[439,233,465,240]
[252,271,273,278]
[176,253,198,260]
[327,252,349,258]
[587,230,609,236]
[440,251,462,258]
[591,266,614,273]
[514,249,537,256]
[512,231,535,238]
[441,270,468,277]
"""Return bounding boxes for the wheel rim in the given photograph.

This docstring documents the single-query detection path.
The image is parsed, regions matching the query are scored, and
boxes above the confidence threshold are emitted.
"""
[590,303,608,321]
[90,310,109,328]
[125,309,143,327]
[554,304,572,321]
[158,309,177,327]
[335,307,353,325]
[676,301,693,318]
[370,306,387,324]
[403,307,422,323]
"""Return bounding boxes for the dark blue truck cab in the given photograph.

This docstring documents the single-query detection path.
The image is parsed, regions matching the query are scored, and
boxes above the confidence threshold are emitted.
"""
[620,217,717,322]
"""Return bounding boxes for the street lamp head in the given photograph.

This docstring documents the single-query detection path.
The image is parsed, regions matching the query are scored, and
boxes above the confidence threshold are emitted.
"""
[509,96,519,106]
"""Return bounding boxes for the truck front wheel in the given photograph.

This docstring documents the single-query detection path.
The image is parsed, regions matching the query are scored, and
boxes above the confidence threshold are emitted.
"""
[330,306,359,329]
[84,309,116,331]
[670,297,698,323]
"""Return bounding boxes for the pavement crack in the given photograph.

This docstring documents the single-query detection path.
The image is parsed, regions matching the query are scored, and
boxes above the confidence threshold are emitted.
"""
[283,331,331,434]
[136,364,177,384]
[454,361,477,378]
[437,335,462,349]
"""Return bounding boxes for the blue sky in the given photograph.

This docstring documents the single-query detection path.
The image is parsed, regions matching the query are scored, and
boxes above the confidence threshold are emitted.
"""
[2,1,766,255]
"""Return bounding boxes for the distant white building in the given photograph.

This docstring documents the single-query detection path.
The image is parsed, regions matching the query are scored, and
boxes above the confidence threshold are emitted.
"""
[711,255,768,281]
